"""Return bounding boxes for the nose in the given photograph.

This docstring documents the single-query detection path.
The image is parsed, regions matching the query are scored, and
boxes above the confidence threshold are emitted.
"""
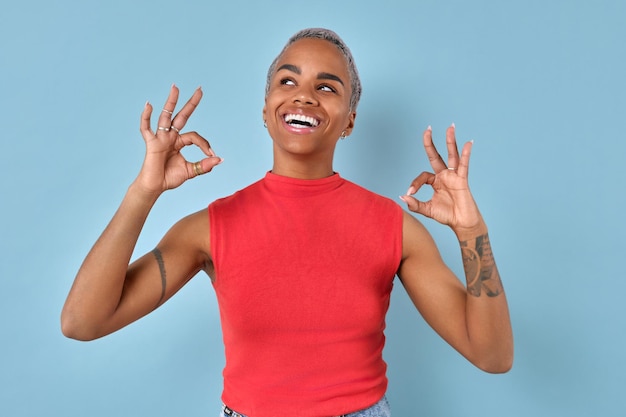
[292,85,318,106]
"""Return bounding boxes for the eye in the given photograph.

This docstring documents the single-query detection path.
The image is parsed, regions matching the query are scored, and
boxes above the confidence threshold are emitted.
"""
[280,78,295,86]
[318,84,336,93]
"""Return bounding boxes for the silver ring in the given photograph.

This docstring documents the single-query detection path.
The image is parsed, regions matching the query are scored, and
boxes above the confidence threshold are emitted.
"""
[157,126,170,132]
[170,126,180,133]
[447,167,457,170]
[162,109,173,115]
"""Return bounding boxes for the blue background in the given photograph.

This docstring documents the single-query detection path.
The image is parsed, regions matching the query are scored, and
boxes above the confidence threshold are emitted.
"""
[1,0,624,416]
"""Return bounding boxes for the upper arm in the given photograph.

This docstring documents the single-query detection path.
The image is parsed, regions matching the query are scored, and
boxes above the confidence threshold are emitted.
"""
[101,208,212,335]
[397,211,470,353]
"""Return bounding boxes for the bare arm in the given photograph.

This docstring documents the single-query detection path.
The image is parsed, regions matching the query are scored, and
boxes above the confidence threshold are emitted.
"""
[399,125,513,373]
[61,86,221,341]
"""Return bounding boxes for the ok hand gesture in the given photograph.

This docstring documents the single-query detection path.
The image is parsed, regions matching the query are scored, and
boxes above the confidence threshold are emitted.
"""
[136,85,222,196]
[400,125,485,236]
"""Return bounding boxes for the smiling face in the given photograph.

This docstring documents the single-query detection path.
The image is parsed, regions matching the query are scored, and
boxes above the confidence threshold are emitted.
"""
[263,38,356,170]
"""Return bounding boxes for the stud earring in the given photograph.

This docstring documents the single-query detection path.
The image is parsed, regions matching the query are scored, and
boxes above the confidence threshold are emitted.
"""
[340,131,346,140]
[263,120,267,128]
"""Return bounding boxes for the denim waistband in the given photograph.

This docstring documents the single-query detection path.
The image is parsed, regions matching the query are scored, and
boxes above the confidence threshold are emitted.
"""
[221,394,390,417]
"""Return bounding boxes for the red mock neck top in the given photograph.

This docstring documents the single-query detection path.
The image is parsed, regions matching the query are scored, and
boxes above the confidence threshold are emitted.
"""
[209,172,403,417]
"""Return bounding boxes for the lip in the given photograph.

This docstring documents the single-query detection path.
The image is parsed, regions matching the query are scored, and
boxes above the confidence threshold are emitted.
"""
[279,108,322,135]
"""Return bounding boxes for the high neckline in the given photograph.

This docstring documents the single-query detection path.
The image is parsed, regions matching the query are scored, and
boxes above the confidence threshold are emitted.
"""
[262,171,344,197]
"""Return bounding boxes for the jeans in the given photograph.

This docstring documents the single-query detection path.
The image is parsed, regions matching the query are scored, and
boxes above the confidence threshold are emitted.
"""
[220,395,391,417]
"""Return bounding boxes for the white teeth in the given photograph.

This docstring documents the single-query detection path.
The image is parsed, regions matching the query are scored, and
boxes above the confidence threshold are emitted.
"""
[284,113,319,127]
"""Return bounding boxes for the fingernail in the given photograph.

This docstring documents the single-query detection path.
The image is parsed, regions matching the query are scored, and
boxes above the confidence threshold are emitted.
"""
[451,122,455,128]
[427,125,432,131]
[406,186,415,196]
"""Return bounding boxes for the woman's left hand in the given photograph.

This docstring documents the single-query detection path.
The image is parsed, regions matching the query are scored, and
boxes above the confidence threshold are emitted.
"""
[400,124,485,236]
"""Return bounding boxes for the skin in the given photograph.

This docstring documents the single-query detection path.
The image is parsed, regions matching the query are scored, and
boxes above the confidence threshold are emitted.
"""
[399,126,513,372]
[263,38,356,179]
[61,38,513,374]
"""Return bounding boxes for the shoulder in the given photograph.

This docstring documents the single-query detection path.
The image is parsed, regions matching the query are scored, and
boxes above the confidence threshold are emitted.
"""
[209,178,264,212]
[171,208,209,232]
[341,178,401,209]
[161,208,211,263]
[401,210,442,262]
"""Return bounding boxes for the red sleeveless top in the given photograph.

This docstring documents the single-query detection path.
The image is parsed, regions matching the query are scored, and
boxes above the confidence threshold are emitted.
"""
[209,172,403,417]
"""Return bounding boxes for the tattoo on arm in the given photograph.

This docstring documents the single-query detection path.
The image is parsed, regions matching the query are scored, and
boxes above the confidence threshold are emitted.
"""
[460,234,503,297]
[151,248,167,308]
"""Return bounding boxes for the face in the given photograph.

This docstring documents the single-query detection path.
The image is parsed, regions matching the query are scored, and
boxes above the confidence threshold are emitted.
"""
[263,38,356,159]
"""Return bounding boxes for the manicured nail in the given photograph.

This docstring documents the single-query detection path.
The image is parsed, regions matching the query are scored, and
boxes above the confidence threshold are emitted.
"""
[406,186,415,196]
[427,125,432,131]
[451,122,455,128]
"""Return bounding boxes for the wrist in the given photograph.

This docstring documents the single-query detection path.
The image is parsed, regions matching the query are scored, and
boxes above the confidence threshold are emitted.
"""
[453,219,488,242]
[127,181,162,207]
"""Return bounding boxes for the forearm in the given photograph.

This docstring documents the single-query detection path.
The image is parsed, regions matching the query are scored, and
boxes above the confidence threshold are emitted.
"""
[458,227,513,372]
[61,183,159,340]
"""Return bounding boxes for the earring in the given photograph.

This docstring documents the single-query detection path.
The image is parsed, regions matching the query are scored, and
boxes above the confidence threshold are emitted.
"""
[340,131,346,140]
[263,120,267,128]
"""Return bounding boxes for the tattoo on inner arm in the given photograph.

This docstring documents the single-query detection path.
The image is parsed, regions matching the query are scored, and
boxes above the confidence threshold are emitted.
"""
[460,234,503,297]
[151,248,167,308]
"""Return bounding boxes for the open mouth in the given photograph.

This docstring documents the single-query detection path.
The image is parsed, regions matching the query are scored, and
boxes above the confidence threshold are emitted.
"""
[284,113,320,128]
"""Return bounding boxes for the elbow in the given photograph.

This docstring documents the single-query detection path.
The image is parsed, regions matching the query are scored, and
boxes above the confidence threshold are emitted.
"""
[470,333,514,374]
[479,358,513,374]
[474,350,514,374]
[60,310,100,342]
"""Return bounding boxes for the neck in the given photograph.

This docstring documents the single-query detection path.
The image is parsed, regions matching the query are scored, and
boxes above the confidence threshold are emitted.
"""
[271,149,336,180]
[271,161,335,180]
[272,160,335,180]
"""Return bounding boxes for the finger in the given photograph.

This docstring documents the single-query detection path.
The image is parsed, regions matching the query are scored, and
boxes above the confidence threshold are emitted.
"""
[157,85,180,134]
[405,171,435,196]
[140,101,154,138]
[399,195,432,218]
[190,156,224,177]
[446,124,461,170]
[171,87,203,132]
[423,126,447,173]
[176,131,216,158]
[457,140,473,178]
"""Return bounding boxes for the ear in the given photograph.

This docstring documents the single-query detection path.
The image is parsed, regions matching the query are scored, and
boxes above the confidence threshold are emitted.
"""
[262,102,267,124]
[343,111,357,137]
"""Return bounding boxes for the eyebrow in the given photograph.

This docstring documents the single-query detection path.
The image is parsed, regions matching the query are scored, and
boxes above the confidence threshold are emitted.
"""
[276,64,345,86]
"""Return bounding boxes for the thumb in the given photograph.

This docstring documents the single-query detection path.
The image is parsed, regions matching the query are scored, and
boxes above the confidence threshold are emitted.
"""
[192,156,224,177]
[399,195,431,217]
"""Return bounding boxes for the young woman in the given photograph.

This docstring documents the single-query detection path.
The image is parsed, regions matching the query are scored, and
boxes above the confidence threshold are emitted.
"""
[61,28,513,417]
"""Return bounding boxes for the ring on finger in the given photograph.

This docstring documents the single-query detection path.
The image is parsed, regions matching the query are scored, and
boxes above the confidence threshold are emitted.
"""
[193,161,203,176]
[162,108,173,115]
[170,125,180,133]
[157,126,170,132]
[447,167,457,170]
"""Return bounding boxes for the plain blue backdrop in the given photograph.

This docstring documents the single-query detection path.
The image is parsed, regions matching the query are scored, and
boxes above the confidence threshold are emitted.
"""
[1,0,624,416]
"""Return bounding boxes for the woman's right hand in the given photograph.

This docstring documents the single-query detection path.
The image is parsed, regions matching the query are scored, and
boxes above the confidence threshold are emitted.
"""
[135,85,222,196]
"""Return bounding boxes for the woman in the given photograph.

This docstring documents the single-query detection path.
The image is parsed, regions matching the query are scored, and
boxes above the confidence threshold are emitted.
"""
[61,28,513,417]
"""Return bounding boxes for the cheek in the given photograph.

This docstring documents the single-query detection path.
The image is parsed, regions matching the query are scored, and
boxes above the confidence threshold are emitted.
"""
[332,108,353,125]
[264,94,283,114]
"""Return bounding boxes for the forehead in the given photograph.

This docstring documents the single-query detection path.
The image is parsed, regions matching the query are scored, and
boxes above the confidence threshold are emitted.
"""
[276,38,349,75]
